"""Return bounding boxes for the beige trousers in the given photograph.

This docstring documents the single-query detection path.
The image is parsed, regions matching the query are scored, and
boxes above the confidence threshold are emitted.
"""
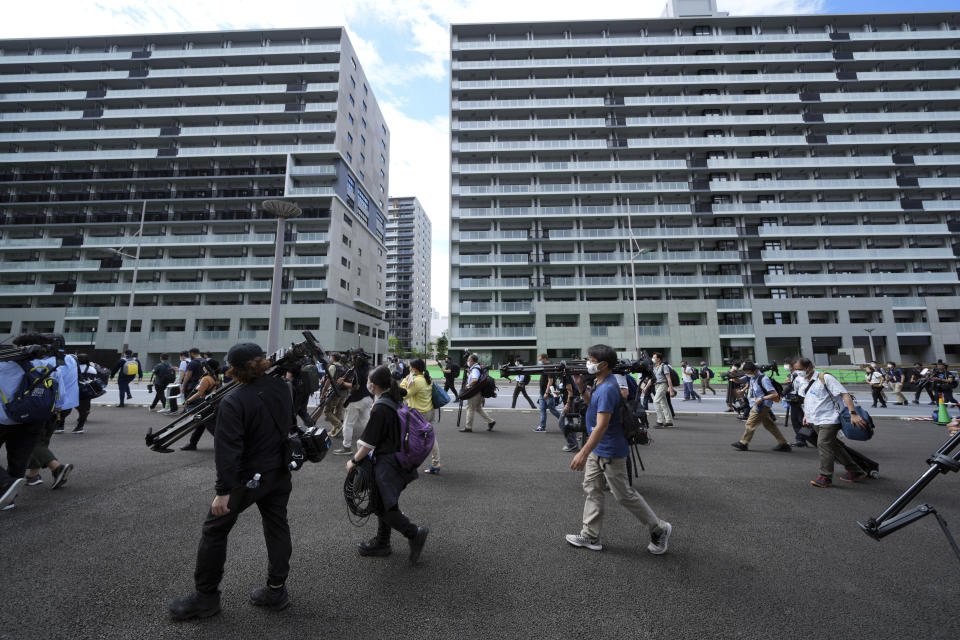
[465,394,493,430]
[581,453,662,539]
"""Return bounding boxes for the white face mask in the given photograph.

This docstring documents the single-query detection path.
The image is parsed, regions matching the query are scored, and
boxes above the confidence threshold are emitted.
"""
[586,361,600,375]
[367,382,377,395]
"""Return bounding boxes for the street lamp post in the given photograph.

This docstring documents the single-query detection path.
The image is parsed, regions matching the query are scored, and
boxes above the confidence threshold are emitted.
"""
[626,210,654,358]
[865,328,877,363]
[263,200,302,353]
[113,200,146,354]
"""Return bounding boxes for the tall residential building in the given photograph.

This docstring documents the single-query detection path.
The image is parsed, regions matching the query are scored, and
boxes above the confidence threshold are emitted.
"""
[386,196,432,352]
[0,28,391,363]
[449,2,960,367]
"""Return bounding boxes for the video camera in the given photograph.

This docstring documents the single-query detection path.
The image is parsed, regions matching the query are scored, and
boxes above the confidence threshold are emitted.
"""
[719,362,779,381]
[0,333,67,363]
[145,331,331,462]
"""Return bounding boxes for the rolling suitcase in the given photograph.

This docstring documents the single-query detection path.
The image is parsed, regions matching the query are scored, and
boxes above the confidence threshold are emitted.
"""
[799,426,879,478]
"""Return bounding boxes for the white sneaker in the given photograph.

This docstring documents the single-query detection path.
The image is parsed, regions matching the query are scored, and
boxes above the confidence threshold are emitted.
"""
[0,477,24,511]
[565,534,602,551]
[648,521,672,555]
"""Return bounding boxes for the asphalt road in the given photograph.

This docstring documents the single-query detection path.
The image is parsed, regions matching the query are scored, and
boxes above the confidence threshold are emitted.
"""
[1,407,957,639]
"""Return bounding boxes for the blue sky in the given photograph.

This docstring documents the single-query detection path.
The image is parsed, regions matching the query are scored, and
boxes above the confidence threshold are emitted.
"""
[4,0,957,312]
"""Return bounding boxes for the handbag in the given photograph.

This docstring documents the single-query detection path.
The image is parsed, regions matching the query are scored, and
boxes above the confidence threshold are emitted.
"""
[819,373,875,441]
[431,382,451,409]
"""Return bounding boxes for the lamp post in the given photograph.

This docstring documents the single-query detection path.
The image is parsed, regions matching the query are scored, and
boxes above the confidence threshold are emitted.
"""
[111,200,146,354]
[263,200,302,353]
[626,210,654,358]
[865,327,877,363]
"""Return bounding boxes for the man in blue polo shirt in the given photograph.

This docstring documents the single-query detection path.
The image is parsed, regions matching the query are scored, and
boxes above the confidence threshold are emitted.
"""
[565,344,672,555]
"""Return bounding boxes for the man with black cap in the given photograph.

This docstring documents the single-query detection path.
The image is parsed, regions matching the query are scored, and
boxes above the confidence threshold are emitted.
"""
[169,342,295,621]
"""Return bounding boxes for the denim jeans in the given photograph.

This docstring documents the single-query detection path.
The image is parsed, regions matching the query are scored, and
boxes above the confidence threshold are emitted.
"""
[682,381,699,400]
[538,395,561,428]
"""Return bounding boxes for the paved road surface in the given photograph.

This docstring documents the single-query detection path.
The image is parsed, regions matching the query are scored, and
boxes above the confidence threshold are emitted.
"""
[1,407,956,639]
[96,379,955,421]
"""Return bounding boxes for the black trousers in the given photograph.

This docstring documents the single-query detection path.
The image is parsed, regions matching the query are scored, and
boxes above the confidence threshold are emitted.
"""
[914,383,937,403]
[443,376,459,401]
[0,421,44,481]
[294,396,314,427]
[194,469,292,594]
[785,403,804,439]
[375,506,418,542]
[75,398,92,431]
[512,383,535,408]
[186,401,208,446]
[150,385,166,410]
[870,386,887,407]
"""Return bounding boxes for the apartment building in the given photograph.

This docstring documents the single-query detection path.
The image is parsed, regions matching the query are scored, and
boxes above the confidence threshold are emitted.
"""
[0,28,392,362]
[449,1,960,366]
[386,196,432,352]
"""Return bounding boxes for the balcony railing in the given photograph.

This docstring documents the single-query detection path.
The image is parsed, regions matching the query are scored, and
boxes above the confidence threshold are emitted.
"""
[718,324,755,336]
[455,327,535,338]
[895,322,932,334]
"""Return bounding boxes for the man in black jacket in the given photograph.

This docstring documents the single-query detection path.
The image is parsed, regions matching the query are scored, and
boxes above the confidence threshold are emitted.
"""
[169,343,294,621]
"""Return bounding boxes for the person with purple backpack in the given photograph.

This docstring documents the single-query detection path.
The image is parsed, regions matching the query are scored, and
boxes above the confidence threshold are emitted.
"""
[346,366,430,563]
[401,358,440,475]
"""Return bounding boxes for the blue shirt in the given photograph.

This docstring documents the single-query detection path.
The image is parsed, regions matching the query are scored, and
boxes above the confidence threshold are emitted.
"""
[886,367,903,383]
[0,354,78,424]
[749,374,776,410]
[586,377,629,459]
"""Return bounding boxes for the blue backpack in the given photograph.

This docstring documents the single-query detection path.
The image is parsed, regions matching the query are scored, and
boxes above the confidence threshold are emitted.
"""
[623,374,639,403]
[2,361,59,424]
[396,404,436,471]
[431,382,451,409]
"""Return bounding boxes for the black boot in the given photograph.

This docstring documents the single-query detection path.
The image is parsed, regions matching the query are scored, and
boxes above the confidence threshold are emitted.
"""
[169,591,221,621]
[409,526,429,565]
[249,584,291,611]
[358,519,392,557]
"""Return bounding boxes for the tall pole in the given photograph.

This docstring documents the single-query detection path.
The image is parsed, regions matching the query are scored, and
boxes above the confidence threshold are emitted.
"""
[865,328,877,362]
[375,323,381,365]
[627,210,640,359]
[264,200,301,353]
[121,200,146,353]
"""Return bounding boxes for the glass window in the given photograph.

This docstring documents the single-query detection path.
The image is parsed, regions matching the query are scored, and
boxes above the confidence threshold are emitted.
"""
[381,124,387,135]
[347,132,353,143]
[350,75,356,88]
[363,84,368,95]
[349,94,355,106]
[348,113,354,124]
[362,100,367,112]
[380,154,386,164]
[361,135,366,146]
[351,57,357,69]
[346,151,352,163]
[361,117,367,128]
[360,153,365,163]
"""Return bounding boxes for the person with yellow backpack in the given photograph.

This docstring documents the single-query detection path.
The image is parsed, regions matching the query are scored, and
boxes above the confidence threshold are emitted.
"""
[401,358,440,475]
[110,349,142,408]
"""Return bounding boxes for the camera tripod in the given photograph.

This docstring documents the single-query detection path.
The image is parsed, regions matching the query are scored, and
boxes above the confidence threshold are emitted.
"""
[858,429,960,563]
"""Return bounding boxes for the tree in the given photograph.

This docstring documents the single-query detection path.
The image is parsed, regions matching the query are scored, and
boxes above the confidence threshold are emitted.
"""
[387,336,402,357]
[435,332,449,362]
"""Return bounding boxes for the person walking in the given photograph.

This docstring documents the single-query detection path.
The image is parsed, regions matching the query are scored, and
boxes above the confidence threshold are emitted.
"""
[680,361,701,402]
[511,359,536,409]
[333,353,372,456]
[642,352,675,429]
[168,343,295,620]
[441,357,461,401]
[320,353,346,437]
[730,362,792,452]
[885,362,907,406]
[67,354,99,434]
[401,359,439,475]
[792,357,869,488]
[149,353,176,411]
[111,349,142,407]
[348,365,429,562]
[564,344,672,555]
[725,363,742,412]
[534,353,561,433]
[180,360,222,451]
[781,358,807,448]
[865,365,887,408]
[460,353,495,433]
[699,361,716,395]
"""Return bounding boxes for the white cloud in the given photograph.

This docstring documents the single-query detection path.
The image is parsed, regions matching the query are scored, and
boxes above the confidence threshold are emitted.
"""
[3,0,829,313]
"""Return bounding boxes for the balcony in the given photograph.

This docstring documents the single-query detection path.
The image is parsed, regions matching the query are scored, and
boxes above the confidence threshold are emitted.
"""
[891,297,926,309]
[457,302,534,314]
[764,272,958,286]
[456,254,529,265]
[895,323,932,334]
[718,324,755,336]
[456,278,530,290]
[194,331,231,340]
[74,280,270,293]
[550,275,742,288]
[455,327,535,338]
[0,284,55,296]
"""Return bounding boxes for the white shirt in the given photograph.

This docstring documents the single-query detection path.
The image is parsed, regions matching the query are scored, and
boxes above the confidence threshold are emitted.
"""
[797,370,849,425]
[178,359,188,381]
[468,364,481,384]
[868,371,884,385]
[682,366,694,383]
[613,374,629,390]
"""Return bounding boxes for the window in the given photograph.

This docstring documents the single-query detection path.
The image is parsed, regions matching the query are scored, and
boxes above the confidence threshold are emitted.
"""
[350,75,356,88]
[362,100,367,112]
[361,117,367,128]
[755,173,772,181]
[380,139,386,149]
[735,26,752,35]
[360,153,365,164]
[767,264,784,275]
[380,154,386,164]
[346,151,352,163]
[351,57,357,70]
[697,69,718,75]
[363,83,368,95]
[347,132,353,143]
[693,25,712,36]
[379,185,384,193]
[342,234,350,245]
[348,113,354,125]
[341,256,350,267]
[381,124,387,135]
[748,129,767,136]
[340,279,350,291]
[360,135,366,146]
[349,94,355,106]
[345,174,356,192]
[752,151,769,158]
[379,168,385,178]
[343,213,353,227]
[704,129,723,138]
[358,170,364,180]
[770,288,788,299]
